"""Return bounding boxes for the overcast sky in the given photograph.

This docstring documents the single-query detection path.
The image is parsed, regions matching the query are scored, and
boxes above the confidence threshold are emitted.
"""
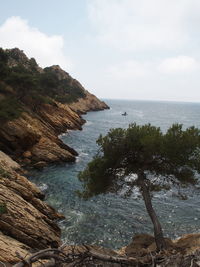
[0,0,200,102]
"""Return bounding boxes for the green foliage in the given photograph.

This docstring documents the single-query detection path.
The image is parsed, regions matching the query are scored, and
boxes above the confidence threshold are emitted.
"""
[41,68,86,103]
[29,58,38,72]
[0,48,8,63]
[0,82,7,94]
[0,202,7,215]
[0,48,9,79]
[39,70,58,92]
[31,94,55,106]
[79,123,200,198]
[0,47,87,119]
[5,65,38,97]
[0,97,23,121]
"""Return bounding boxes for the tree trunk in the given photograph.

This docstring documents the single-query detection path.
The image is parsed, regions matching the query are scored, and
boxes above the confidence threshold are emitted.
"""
[138,171,167,251]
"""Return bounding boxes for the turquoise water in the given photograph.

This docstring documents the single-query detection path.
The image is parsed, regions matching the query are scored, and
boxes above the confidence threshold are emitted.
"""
[30,99,200,249]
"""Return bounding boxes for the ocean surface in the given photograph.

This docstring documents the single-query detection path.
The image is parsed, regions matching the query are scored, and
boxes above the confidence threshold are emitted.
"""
[30,99,200,249]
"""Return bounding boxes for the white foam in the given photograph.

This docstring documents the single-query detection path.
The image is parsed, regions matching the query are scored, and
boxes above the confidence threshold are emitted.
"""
[85,121,93,126]
[38,183,48,192]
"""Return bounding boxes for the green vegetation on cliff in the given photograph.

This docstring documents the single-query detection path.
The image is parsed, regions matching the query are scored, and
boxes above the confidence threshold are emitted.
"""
[0,47,86,122]
[0,96,23,121]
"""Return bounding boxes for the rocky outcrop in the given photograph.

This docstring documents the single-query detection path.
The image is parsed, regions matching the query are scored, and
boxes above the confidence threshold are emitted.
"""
[0,108,81,166]
[69,90,109,114]
[0,231,30,264]
[6,47,43,73]
[0,151,62,263]
[0,48,109,167]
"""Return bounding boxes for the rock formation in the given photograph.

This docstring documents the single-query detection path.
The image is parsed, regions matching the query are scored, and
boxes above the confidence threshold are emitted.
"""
[0,47,109,264]
[0,48,109,166]
[0,151,63,263]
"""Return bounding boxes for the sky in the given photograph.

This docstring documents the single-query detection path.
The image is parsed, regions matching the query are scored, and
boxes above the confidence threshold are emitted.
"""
[0,0,200,102]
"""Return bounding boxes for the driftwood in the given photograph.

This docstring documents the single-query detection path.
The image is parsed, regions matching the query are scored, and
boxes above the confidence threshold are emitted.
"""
[13,245,137,267]
[12,245,200,267]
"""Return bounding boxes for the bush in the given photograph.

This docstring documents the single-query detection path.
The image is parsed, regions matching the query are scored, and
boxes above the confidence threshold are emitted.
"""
[0,48,87,115]
[0,97,23,122]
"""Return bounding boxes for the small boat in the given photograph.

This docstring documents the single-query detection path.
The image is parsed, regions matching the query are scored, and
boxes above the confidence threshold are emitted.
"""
[122,112,127,116]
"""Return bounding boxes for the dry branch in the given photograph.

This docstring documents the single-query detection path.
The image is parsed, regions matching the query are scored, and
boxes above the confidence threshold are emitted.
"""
[13,245,200,267]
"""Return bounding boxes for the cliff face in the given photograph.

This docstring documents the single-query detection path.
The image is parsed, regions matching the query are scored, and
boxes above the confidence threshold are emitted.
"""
[0,48,109,263]
[0,104,83,166]
[0,48,109,166]
[0,151,62,263]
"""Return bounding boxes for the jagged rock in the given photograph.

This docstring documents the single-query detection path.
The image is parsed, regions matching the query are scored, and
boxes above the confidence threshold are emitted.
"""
[6,48,43,73]
[0,110,79,165]
[0,155,62,263]
[0,151,20,171]
[48,65,71,80]
[31,137,76,163]
[33,161,47,169]
[0,183,61,249]
[0,231,30,264]
[69,90,109,114]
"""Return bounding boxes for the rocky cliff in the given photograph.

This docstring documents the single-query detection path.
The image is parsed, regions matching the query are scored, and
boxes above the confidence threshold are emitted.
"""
[0,47,109,264]
[0,48,109,167]
[0,151,63,263]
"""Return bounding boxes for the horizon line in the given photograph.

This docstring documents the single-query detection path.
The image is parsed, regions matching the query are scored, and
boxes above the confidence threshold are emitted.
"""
[100,97,200,104]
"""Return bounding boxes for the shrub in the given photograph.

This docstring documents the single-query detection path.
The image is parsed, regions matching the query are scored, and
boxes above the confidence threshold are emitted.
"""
[0,97,23,122]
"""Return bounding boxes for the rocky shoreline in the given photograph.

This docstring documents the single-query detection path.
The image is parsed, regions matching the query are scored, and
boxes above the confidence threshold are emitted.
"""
[0,100,109,264]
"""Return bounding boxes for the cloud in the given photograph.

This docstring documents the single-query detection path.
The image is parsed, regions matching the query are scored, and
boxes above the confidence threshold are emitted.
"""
[0,16,71,70]
[87,0,200,51]
[107,60,151,79]
[158,56,198,74]
[107,56,198,85]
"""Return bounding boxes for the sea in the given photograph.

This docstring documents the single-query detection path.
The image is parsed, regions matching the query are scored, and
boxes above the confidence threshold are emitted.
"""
[30,99,200,249]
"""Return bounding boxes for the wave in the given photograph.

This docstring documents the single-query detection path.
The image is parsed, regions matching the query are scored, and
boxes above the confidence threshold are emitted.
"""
[38,183,48,192]
[85,121,93,126]
[76,151,89,162]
